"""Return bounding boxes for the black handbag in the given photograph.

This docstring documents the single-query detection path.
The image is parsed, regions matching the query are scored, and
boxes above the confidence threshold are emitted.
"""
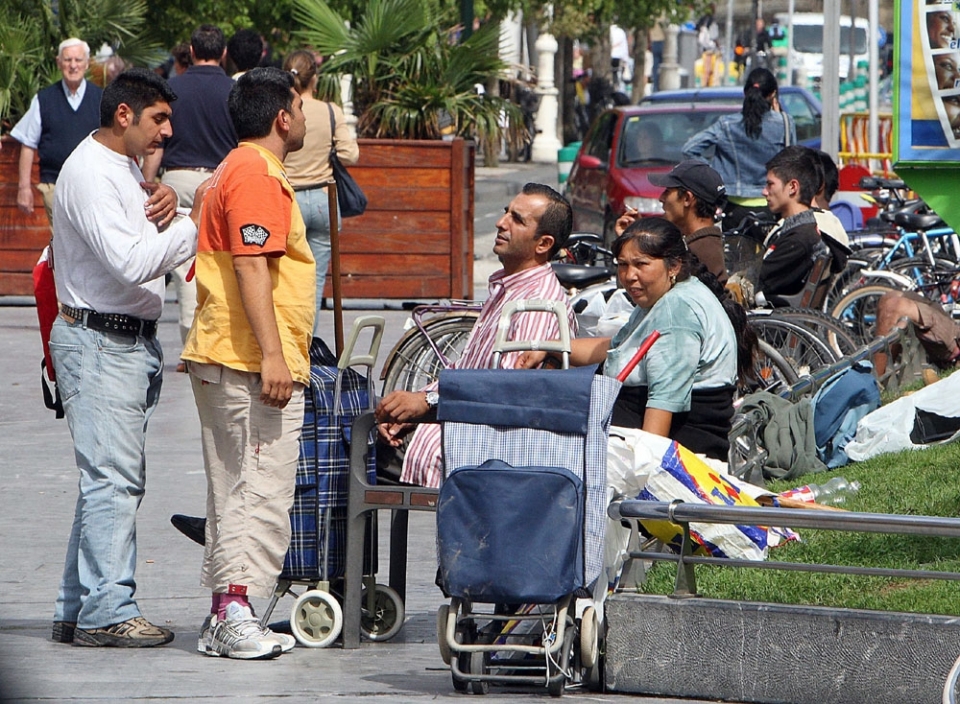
[327,104,366,218]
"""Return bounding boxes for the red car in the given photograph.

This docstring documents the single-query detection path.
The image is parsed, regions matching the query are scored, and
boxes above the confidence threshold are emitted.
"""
[564,104,738,244]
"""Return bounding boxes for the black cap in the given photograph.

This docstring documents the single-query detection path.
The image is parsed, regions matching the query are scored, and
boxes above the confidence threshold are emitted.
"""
[649,160,727,206]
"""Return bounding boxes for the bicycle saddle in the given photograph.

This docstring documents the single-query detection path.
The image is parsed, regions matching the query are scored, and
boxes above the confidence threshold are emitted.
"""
[893,211,945,230]
[551,263,615,290]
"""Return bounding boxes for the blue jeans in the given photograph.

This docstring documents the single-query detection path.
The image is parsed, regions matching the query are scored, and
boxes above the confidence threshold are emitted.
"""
[295,186,337,334]
[48,317,163,629]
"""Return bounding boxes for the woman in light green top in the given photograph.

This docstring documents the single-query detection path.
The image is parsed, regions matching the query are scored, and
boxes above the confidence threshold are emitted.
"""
[523,218,756,459]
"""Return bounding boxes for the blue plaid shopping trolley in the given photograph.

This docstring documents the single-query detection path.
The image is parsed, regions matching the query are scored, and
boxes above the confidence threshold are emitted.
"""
[260,317,405,648]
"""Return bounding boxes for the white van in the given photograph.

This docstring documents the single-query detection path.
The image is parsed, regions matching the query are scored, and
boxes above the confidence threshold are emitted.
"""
[775,12,871,83]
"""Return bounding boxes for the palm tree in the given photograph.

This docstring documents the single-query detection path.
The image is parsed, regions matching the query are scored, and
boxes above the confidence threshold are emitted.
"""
[293,0,520,147]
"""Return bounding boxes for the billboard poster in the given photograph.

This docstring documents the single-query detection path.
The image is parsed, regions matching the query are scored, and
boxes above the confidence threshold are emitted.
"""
[896,0,960,163]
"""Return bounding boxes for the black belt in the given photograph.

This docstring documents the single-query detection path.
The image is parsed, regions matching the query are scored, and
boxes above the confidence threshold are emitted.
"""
[291,182,331,192]
[60,305,158,339]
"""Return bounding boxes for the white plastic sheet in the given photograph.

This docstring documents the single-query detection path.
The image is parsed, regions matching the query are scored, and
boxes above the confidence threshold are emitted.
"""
[846,371,960,461]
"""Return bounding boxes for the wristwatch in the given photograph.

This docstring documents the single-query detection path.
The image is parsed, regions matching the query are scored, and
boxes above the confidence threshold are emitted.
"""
[424,390,440,409]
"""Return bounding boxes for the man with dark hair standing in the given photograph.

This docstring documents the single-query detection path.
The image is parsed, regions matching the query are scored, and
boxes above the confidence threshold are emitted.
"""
[376,183,578,488]
[183,67,313,660]
[142,24,237,356]
[227,29,264,78]
[49,68,207,648]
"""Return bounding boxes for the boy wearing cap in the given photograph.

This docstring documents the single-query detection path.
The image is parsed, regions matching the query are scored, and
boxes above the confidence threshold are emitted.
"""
[649,160,729,285]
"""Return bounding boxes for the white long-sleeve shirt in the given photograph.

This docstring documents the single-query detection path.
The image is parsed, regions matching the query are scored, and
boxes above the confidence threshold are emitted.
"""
[52,134,197,320]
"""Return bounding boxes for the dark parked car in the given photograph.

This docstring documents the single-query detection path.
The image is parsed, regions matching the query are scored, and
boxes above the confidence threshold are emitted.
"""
[564,104,738,243]
[639,85,823,148]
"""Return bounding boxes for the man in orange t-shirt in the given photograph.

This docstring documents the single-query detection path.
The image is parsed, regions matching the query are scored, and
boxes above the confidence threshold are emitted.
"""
[182,68,314,661]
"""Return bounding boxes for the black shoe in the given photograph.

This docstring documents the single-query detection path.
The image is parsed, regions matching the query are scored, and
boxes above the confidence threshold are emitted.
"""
[52,621,76,643]
[171,514,206,545]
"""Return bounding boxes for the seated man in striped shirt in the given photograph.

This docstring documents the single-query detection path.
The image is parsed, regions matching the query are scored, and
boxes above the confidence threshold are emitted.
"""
[375,183,578,488]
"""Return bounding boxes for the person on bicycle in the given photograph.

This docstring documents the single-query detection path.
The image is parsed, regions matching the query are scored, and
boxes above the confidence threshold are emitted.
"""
[810,149,852,251]
[375,183,578,488]
[682,67,795,240]
[758,146,844,305]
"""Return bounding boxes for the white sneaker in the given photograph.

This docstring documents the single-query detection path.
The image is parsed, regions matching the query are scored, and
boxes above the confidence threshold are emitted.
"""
[273,630,296,653]
[205,603,282,660]
[197,613,218,654]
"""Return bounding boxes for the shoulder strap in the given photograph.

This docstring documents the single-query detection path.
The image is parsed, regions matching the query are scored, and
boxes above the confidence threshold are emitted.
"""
[781,110,791,147]
[326,103,337,160]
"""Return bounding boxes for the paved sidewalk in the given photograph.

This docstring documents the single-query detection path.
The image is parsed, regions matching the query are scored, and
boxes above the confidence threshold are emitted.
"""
[0,162,725,703]
[0,300,724,704]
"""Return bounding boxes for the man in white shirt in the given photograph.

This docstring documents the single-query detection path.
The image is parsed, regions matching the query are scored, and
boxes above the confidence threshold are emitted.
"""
[49,68,208,648]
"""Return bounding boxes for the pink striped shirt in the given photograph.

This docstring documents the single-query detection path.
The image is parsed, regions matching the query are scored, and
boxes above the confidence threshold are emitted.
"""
[399,263,577,488]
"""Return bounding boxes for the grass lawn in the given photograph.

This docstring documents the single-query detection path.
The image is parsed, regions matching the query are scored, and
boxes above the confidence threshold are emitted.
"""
[637,432,960,615]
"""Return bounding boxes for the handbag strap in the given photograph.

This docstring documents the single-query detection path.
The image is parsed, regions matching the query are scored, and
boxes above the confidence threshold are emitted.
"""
[781,109,791,147]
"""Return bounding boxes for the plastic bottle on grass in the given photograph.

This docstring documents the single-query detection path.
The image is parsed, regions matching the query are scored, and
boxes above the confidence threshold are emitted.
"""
[780,477,861,505]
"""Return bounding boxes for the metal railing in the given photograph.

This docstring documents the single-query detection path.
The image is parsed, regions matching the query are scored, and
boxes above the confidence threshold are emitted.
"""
[607,499,960,598]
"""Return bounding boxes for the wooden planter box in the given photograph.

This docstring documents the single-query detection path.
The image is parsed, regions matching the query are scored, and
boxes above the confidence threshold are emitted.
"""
[0,135,48,296]
[330,137,475,300]
[0,135,476,300]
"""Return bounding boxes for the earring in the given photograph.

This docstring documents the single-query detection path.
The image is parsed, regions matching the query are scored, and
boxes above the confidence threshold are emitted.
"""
[670,273,677,286]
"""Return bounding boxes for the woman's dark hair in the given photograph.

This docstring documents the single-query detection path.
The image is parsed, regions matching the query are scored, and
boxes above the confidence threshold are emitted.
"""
[614,217,758,383]
[742,67,778,139]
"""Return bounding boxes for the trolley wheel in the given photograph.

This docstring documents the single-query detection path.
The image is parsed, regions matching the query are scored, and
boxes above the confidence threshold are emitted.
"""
[290,589,342,648]
[470,651,489,695]
[548,625,576,697]
[437,604,452,665]
[579,607,598,669]
[452,651,470,692]
[360,584,404,642]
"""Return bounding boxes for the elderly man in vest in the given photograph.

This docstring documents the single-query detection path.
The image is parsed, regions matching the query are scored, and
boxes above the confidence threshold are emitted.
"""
[11,38,103,225]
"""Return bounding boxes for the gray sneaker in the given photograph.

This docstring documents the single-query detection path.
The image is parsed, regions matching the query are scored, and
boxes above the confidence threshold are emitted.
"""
[73,616,174,648]
[205,602,282,660]
[52,621,76,644]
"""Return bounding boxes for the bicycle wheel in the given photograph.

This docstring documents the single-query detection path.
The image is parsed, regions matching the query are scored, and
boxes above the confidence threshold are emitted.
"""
[887,256,959,300]
[748,315,841,377]
[740,338,800,397]
[764,307,861,357]
[380,313,478,396]
[943,650,960,704]
[829,283,898,347]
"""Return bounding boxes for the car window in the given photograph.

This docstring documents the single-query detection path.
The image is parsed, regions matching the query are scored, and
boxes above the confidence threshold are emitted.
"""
[584,112,618,162]
[779,94,821,144]
[617,110,733,166]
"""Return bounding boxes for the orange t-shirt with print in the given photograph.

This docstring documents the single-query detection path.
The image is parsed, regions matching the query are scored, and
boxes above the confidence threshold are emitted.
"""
[182,142,315,385]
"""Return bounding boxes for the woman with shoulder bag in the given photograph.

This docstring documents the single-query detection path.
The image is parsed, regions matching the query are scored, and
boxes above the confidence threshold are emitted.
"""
[682,67,795,240]
[282,50,360,331]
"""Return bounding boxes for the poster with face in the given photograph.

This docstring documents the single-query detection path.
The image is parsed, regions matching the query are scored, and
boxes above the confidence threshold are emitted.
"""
[896,0,960,161]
